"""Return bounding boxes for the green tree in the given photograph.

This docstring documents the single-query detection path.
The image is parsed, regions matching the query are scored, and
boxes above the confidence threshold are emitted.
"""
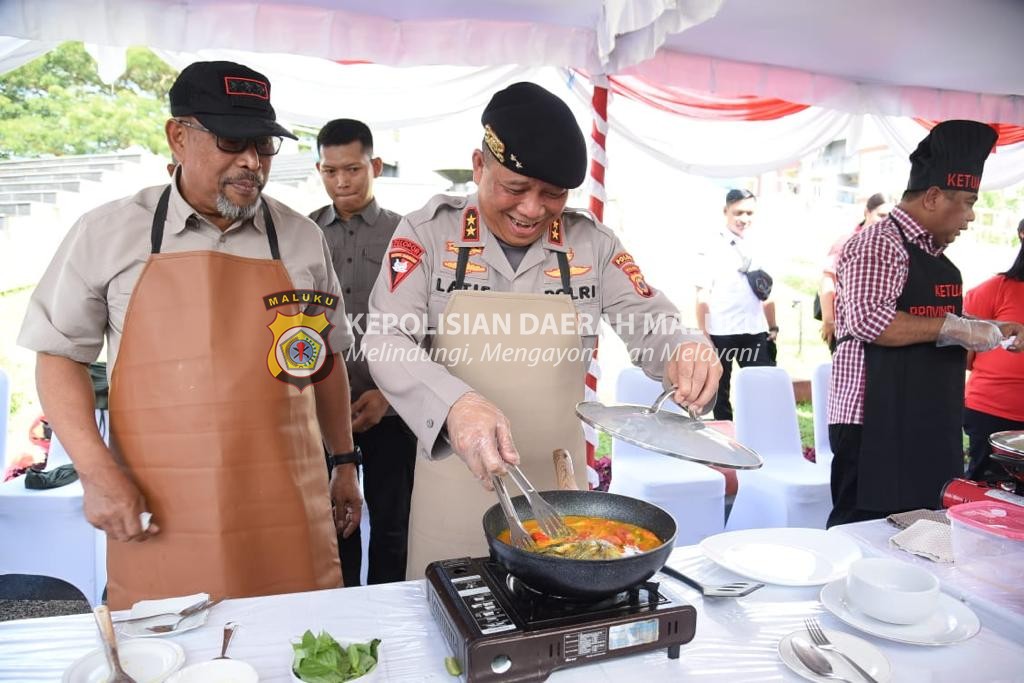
[0,42,178,158]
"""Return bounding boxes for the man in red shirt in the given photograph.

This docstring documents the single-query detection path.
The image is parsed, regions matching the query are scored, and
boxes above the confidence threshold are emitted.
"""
[828,120,1024,527]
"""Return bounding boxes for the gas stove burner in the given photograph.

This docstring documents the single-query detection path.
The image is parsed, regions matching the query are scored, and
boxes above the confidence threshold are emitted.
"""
[505,572,661,610]
[426,557,697,682]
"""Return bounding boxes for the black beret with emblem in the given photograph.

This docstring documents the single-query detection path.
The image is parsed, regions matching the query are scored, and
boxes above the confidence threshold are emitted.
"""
[169,61,297,140]
[906,119,997,193]
[481,82,587,189]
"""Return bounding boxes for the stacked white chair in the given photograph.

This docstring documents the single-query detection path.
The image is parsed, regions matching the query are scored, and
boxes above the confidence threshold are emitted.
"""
[608,368,725,546]
[0,410,109,605]
[810,361,834,470]
[725,366,832,530]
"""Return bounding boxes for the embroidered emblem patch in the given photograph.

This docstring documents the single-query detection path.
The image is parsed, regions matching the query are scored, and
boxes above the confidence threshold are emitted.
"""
[445,241,484,256]
[611,252,653,298]
[544,248,592,278]
[442,260,487,274]
[267,311,334,390]
[388,237,425,292]
[224,76,269,100]
[547,218,563,246]
[462,207,481,242]
[483,125,505,163]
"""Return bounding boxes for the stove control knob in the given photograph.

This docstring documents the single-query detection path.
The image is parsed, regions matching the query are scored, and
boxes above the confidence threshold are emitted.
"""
[490,655,512,674]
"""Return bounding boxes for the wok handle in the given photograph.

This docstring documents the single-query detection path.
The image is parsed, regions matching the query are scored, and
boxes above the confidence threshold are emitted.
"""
[553,449,578,491]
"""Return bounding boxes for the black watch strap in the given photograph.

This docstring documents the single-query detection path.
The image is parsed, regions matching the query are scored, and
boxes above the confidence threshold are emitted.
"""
[327,446,362,468]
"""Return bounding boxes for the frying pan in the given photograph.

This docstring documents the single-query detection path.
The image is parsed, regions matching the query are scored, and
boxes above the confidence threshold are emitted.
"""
[482,450,676,599]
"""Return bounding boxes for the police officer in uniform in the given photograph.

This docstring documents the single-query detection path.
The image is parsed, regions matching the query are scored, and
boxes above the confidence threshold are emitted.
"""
[828,120,1024,527]
[363,82,722,576]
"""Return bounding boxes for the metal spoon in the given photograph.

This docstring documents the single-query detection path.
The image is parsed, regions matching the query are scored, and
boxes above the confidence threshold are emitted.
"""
[791,636,852,682]
[214,622,239,660]
[93,605,137,683]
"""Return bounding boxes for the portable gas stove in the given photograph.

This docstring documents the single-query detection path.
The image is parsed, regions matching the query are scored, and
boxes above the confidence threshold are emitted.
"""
[426,557,696,682]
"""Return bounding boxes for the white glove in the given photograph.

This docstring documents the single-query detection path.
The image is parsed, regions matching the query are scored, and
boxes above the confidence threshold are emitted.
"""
[936,313,1003,351]
[445,392,520,488]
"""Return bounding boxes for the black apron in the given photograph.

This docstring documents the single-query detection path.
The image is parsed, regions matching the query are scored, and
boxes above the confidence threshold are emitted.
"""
[855,219,965,511]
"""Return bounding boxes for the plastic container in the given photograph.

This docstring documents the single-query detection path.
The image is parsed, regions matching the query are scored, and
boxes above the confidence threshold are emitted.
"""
[947,500,1024,588]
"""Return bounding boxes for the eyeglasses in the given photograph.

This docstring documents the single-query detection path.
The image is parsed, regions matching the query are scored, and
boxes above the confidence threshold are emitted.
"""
[173,119,283,156]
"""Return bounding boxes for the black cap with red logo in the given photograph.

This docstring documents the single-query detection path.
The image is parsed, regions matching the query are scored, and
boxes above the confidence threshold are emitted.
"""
[906,119,997,193]
[169,61,297,140]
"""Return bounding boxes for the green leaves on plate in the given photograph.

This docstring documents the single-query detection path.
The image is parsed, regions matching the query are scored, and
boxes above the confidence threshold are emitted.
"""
[292,630,380,683]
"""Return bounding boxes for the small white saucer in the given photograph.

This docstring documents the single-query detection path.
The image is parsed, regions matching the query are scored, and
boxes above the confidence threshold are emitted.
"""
[820,579,981,645]
[166,658,259,683]
[778,628,892,683]
[63,639,185,683]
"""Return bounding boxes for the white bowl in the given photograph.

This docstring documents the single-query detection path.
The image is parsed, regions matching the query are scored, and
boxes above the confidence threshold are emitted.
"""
[290,640,381,682]
[844,558,940,625]
[165,658,259,683]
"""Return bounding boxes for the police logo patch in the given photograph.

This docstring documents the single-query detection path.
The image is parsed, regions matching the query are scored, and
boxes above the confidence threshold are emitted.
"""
[388,237,425,291]
[611,252,654,298]
[267,311,335,390]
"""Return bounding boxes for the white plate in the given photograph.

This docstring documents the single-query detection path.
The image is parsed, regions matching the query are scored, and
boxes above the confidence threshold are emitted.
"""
[63,639,185,683]
[778,628,892,683]
[819,579,981,645]
[166,659,259,683]
[120,595,212,638]
[699,528,862,586]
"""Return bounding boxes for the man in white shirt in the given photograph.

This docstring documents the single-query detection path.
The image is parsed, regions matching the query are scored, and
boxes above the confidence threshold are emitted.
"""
[695,188,778,420]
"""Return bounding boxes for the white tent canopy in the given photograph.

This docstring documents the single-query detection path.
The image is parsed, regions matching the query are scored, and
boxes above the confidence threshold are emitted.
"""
[2,0,1022,123]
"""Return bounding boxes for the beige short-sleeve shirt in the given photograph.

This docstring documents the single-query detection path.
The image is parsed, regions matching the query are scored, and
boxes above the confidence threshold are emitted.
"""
[18,180,354,369]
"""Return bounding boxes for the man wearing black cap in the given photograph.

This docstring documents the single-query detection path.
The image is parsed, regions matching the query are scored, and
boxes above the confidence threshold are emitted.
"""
[363,81,722,575]
[827,120,1024,527]
[19,60,361,607]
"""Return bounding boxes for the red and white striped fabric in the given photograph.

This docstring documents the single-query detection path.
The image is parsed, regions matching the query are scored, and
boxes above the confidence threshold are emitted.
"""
[585,74,609,490]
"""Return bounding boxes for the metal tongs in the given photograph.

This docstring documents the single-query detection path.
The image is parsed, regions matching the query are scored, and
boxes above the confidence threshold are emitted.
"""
[492,464,574,550]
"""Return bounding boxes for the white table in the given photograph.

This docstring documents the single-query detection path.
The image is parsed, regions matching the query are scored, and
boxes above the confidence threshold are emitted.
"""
[1,527,1022,682]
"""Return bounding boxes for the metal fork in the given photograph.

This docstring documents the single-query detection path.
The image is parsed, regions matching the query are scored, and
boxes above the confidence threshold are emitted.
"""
[506,464,572,538]
[146,598,223,634]
[804,617,879,683]
[492,475,535,550]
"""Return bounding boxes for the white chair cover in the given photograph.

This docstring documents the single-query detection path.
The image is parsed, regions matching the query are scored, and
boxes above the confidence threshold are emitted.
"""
[810,361,834,470]
[0,368,9,467]
[0,410,108,605]
[608,368,725,546]
[726,367,832,530]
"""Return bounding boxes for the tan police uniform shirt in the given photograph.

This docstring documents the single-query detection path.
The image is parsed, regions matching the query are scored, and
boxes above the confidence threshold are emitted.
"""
[19,176,354,369]
[364,192,703,460]
[310,198,401,409]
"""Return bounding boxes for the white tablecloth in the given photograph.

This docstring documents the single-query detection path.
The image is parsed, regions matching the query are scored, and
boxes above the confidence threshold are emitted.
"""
[1,528,1022,682]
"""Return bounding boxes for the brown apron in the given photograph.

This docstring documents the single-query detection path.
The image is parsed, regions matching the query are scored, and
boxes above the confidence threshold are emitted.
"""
[106,187,341,609]
[405,291,588,579]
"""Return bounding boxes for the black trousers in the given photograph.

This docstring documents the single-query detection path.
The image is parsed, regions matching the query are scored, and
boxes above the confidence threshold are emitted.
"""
[963,407,1024,482]
[826,424,916,528]
[333,415,417,585]
[708,332,774,421]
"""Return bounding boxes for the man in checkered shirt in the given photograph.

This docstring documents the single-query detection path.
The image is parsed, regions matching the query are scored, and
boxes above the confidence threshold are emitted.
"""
[827,120,1024,527]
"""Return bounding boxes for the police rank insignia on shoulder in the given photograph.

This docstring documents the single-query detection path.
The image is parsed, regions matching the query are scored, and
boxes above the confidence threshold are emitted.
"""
[462,207,481,242]
[547,218,563,246]
[388,237,425,291]
[612,252,654,298]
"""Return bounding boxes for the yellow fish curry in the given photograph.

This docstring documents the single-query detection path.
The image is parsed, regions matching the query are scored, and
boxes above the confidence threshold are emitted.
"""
[498,515,661,559]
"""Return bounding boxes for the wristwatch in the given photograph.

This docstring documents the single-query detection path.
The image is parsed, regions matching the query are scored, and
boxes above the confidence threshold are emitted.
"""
[327,446,362,469]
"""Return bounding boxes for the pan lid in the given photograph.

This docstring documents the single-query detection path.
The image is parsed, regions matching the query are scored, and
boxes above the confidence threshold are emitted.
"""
[990,430,1024,459]
[575,388,763,470]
